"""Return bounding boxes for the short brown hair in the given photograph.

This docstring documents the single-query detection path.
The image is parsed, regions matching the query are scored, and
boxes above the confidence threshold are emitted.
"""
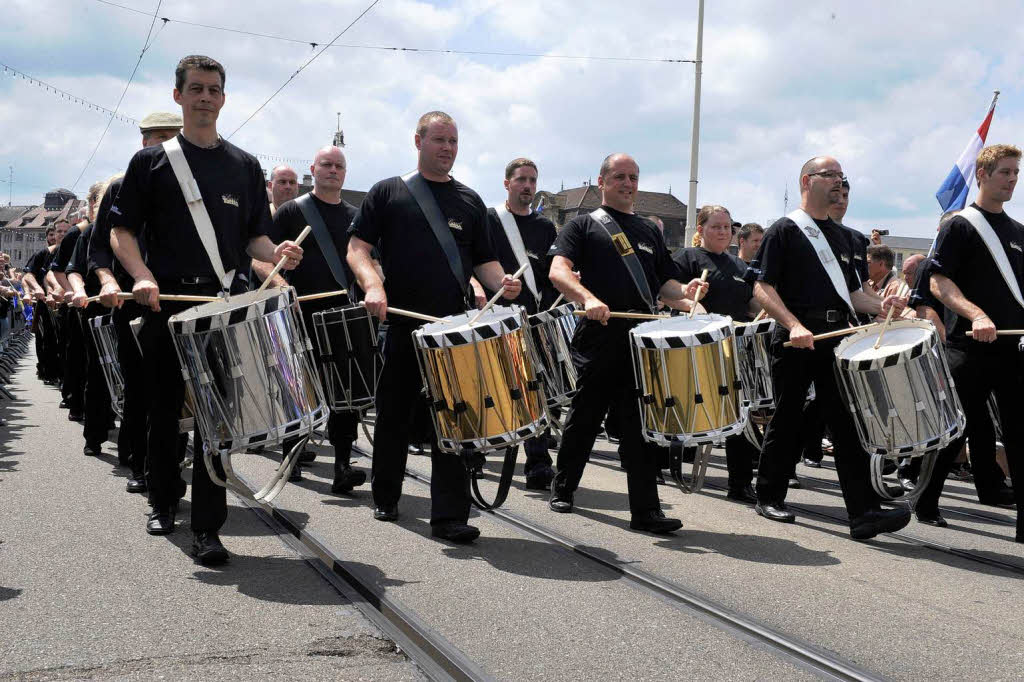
[737,222,763,242]
[416,111,456,137]
[505,158,537,180]
[175,55,225,92]
[696,204,730,226]
[976,144,1022,181]
[866,244,894,269]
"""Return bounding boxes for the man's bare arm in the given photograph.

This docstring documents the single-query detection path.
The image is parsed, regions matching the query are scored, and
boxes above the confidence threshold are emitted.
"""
[931,272,995,342]
[754,281,814,348]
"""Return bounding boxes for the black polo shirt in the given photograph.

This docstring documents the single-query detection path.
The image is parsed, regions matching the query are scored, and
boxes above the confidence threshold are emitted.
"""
[272,194,358,299]
[483,207,558,314]
[755,215,860,315]
[673,247,752,322]
[67,223,101,295]
[930,203,1024,350]
[51,228,81,276]
[348,175,495,320]
[551,206,677,314]
[111,134,271,287]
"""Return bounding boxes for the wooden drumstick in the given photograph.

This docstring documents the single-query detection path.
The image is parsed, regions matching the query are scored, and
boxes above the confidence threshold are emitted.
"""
[257,225,313,293]
[468,261,530,326]
[89,292,220,304]
[359,301,442,323]
[966,330,1024,336]
[296,289,348,303]
[873,281,910,349]
[547,293,566,311]
[687,269,710,320]
[753,308,768,322]
[572,310,670,321]
[782,321,879,348]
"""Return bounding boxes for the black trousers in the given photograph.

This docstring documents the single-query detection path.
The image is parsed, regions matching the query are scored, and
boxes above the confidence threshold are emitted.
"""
[37,306,61,381]
[916,345,1023,534]
[554,321,660,516]
[371,322,470,526]
[138,293,225,533]
[60,307,85,406]
[80,304,112,446]
[756,325,874,519]
[114,302,147,478]
[800,398,827,464]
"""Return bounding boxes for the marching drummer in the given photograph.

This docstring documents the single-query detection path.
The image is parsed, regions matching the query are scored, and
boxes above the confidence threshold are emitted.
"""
[671,204,762,503]
[478,158,559,491]
[751,155,909,540]
[110,55,304,564]
[546,153,705,534]
[252,145,367,495]
[347,111,522,544]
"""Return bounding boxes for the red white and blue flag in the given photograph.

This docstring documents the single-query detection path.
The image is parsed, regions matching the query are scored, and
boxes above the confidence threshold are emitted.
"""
[935,92,999,212]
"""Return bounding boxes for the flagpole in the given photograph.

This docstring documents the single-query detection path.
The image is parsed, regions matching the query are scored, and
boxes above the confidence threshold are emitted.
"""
[684,0,704,248]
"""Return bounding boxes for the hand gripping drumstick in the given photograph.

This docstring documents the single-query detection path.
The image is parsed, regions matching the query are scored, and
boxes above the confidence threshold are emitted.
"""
[85,292,220,304]
[572,310,671,321]
[468,261,530,326]
[966,330,1024,336]
[257,225,312,293]
[688,269,710,320]
[358,301,442,323]
[872,281,910,349]
[782,321,879,348]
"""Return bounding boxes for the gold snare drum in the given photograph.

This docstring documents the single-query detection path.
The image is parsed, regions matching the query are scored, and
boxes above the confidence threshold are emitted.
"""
[414,306,548,454]
[630,314,746,445]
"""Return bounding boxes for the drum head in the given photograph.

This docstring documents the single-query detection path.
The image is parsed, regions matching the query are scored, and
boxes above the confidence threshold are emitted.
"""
[169,288,294,333]
[416,305,525,347]
[835,320,934,367]
[631,313,733,348]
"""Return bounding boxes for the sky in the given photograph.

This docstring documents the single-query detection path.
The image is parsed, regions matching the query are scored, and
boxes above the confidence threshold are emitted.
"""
[1,0,1021,238]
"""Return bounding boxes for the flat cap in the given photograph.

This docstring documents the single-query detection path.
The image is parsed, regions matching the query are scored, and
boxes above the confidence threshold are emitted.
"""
[139,112,183,132]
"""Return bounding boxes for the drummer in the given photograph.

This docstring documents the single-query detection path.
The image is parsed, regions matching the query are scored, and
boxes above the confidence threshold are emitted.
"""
[110,55,304,564]
[347,111,522,544]
[547,153,705,534]
[752,155,910,540]
[478,158,559,491]
[671,204,761,503]
[252,145,367,495]
[923,144,1022,539]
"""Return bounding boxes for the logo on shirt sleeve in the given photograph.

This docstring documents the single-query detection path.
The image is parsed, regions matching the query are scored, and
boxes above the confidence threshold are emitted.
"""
[222,194,239,207]
[1010,242,1023,253]
[636,242,654,255]
[110,205,122,215]
[447,219,463,232]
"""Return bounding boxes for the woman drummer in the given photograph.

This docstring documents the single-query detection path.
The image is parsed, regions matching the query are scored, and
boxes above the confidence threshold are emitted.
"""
[671,205,762,503]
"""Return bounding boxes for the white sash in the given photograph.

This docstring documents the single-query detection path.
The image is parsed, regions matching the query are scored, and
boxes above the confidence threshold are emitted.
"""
[788,209,855,315]
[958,206,1024,311]
[494,204,538,301]
[162,137,234,290]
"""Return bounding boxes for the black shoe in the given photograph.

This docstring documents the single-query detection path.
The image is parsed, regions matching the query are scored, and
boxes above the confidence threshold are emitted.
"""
[192,532,230,565]
[802,457,822,469]
[373,505,398,522]
[727,484,757,504]
[525,466,555,491]
[83,442,101,457]
[146,506,175,535]
[630,509,682,534]
[916,511,948,528]
[58,398,69,409]
[331,465,366,494]
[431,523,480,544]
[788,477,801,489]
[126,476,147,493]
[656,470,666,485]
[978,487,1015,508]
[947,463,973,481]
[68,412,84,423]
[755,501,796,523]
[850,507,912,540]
[298,449,316,464]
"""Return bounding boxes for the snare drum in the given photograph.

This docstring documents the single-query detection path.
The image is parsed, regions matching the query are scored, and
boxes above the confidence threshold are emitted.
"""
[733,318,776,412]
[630,314,746,445]
[834,319,965,458]
[89,313,125,418]
[527,304,579,408]
[168,288,329,454]
[311,304,381,412]
[414,306,547,454]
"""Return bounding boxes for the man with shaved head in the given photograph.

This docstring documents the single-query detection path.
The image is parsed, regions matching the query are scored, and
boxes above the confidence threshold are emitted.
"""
[267,164,298,215]
[752,155,910,540]
[254,145,367,494]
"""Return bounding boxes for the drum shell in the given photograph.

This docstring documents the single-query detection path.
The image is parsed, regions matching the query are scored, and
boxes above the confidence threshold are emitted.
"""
[89,314,125,418]
[414,307,548,453]
[312,304,381,412]
[734,319,776,412]
[169,288,329,452]
[528,304,579,408]
[834,320,965,457]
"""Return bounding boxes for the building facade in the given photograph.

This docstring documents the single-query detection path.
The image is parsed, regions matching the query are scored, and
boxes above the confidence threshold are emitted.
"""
[0,189,84,267]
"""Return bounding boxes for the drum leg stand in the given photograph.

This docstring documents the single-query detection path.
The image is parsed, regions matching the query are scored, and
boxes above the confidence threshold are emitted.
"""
[466,447,518,510]
[670,443,712,494]
[869,450,938,508]
[202,435,309,504]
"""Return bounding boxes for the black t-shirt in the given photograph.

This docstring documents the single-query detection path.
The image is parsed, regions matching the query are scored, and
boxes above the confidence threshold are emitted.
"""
[930,203,1024,350]
[844,226,869,285]
[90,177,136,289]
[272,194,358,300]
[111,134,271,286]
[67,223,101,295]
[908,257,957,334]
[483,208,558,314]
[673,247,753,322]
[551,206,678,313]
[348,175,495,319]
[25,247,54,282]
[51,228,81,275]
[755,215,860,313]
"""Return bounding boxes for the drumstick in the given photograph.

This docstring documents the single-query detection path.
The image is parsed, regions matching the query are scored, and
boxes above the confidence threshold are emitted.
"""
[572,310,670,321]
[782,321,880,348]
[753,308,768,322]
[547,293,566,311]
[873,281,909,349]
[687,269,710,320]
[468,261,530,326]
[359,301,442,323]
[966,330,1024,336]
[257,225,313,293]
[296,289,348,303]
[85,292,220,304]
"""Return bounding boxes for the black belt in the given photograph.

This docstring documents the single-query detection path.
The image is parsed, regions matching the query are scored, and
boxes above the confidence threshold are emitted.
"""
[793,308,851,324]
[179,275,215,285]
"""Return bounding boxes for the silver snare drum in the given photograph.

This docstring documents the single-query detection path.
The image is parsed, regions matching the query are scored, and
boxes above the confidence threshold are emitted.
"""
[311,304,381,412]
[733,318,776,412]
[527,304,579,408]
[89,313,124,418]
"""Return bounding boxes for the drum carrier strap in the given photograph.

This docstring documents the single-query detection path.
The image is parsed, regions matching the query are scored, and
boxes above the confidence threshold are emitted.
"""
[466,447,519,510]
[590,208,656,314]
[294,192,352,296]
[786,208,855,317]
[493,204,539,303]
[401,171,469,306]
[161,136,235,293]
[958,206,1024,311]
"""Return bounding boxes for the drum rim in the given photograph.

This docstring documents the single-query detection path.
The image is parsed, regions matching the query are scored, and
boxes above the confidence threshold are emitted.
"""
[733,318,776,336]
[629,313,734,348]
[168,287,295,324]
[527,302,576,326]
[834,319,937,370]
[414,304,526,346]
